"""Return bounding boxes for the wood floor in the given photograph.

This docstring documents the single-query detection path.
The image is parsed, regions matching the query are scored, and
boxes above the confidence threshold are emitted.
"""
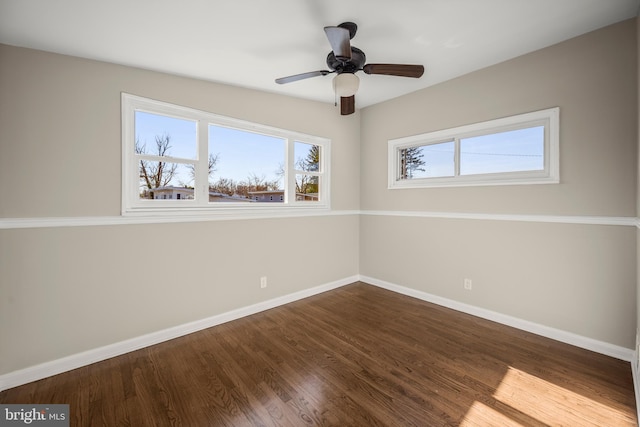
[1,282,637,426]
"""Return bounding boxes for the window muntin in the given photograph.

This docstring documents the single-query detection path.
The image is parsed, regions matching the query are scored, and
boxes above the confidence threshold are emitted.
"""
[122,94,330,215]
[389,108,559,188]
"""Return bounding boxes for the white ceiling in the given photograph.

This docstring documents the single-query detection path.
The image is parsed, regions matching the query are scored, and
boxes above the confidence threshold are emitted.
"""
[1,0,638,109]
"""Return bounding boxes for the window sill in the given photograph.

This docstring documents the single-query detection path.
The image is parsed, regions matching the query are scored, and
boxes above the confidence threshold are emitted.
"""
[122,203,332,220]
[389,173,559,189]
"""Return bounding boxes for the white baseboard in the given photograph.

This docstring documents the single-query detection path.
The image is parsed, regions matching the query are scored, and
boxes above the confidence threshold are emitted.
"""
[1,274,634,393]
[633,336,640,425]
[633,355,640,426]
[0,276,358,392]
[359,275,635,362]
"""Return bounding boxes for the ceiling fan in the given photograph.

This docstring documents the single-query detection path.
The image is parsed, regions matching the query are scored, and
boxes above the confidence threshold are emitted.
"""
[275,22,424,115]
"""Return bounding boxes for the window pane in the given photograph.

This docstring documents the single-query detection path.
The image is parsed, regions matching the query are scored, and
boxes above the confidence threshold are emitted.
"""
[460,126,544,175]
[296,175,319,202]
[139,161,193,200]
[135,111,197,159]
[399,141,454,179]
[295,141,320,172]
[208,125,285,203]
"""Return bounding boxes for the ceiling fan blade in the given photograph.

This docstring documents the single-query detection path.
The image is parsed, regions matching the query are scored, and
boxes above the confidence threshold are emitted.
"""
[275,70,331,84]
[324,26,351,61]
[363,64,425,78]
[340,95,355,115]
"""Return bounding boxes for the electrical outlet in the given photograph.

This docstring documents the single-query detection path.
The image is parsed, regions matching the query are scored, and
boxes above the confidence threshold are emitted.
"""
[260,276,267,289]
[464,278,472,290]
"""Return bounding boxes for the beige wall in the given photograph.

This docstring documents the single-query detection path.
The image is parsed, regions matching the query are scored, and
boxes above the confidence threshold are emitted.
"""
[0,44,360,374]
[0,216,359,373]
[360,19,638,348]
[637,14,640,356]
[360,215,636,346]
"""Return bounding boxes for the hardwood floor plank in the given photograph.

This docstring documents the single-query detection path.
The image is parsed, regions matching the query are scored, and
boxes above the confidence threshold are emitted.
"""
[1,282,636,426]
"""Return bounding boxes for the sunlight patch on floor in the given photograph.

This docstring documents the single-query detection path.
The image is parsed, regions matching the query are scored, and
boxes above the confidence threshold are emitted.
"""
[461,366,635,426]
[460,401,524,427]
[491,366,633,426]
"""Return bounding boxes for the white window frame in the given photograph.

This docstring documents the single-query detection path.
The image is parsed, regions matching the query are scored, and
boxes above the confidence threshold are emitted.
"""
[122,93,330,216]
[388,107,559,189]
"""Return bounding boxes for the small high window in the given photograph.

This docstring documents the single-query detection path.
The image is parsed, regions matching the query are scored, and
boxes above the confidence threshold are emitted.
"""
[388,108,559,188]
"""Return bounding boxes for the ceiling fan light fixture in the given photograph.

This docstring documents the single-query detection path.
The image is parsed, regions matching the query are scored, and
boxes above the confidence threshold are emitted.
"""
[333,73,359,97]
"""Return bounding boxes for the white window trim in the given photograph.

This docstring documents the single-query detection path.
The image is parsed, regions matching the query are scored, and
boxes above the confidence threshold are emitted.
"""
[388,107,559,189]
[122,93,331,216]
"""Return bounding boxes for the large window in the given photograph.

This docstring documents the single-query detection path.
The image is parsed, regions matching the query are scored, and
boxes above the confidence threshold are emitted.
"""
[388,107,559,188]
[122,94,330,215]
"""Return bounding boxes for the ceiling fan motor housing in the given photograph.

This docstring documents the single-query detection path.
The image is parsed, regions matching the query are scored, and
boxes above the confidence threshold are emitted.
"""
[327,47,366,74]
